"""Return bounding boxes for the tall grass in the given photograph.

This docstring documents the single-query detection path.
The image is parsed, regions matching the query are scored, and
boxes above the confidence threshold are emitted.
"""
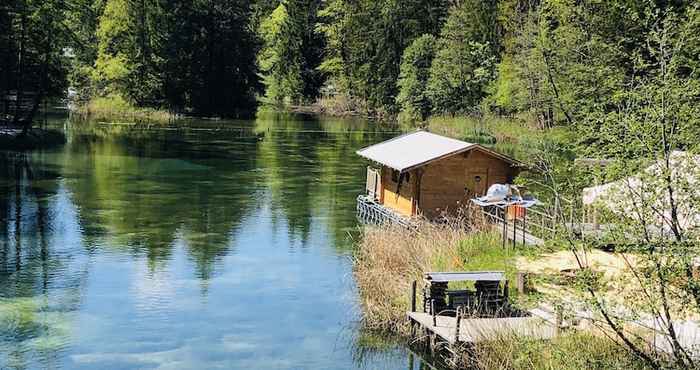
[355,214,495,335]
[468,332,655,370]
[354,219,658,369]
[73,95,175,124]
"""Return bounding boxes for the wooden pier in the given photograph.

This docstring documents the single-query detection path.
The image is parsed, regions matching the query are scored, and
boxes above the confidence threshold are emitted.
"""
[408,311,557,344]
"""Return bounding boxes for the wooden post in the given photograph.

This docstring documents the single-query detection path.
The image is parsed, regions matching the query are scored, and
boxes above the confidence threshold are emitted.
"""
[512,214,516,248]
[555,306,563,336]
[522,210,527,245]
[502,208,507,248]
[516,272,528,294]
[455,307,462,342]
[410,280,417,336]
[431,299,437,326]
[411,280,417,312]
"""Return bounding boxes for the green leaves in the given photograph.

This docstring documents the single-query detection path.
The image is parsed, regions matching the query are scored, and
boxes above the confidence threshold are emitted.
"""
[396,34,436,121]
[427,40,496,115]
[258,3,303,105]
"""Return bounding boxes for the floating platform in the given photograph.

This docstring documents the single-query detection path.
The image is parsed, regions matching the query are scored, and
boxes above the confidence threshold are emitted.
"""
[407,311,557,344]
[356,195,416,229]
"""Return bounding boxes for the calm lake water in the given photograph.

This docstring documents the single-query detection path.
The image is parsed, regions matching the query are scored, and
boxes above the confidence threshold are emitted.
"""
[0,112,435,370]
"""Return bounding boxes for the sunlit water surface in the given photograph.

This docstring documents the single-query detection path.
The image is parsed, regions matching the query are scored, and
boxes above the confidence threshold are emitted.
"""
[0,113,435,370]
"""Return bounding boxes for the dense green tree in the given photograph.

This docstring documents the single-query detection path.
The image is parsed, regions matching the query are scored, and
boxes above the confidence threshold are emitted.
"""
[91,0,260,117]
[426,2,497,114]
[258,0,325,105]
[258,2,304,104]
[64,0,106,103]
[0,0,71,131]
[92,0,156,108]
[316,0,448,114]
[396,34,436,121]
[165,0,260,117]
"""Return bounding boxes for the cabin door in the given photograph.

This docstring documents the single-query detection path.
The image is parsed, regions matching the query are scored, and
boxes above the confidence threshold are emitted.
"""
[366,167,381,200]
[466,171,488,198]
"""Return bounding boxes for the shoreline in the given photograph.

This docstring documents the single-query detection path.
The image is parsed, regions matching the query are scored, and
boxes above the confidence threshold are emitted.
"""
[0,128,66,151]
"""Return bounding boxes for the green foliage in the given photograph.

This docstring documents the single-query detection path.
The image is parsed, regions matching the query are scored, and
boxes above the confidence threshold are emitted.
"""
[474,332,655,370]
[258,3,304,104]
[426,1,498,115]
[427,41,495,115]
[0,0,71,127]
[90,0,260,117]
[316,0,448,114]
[257,0,325,105]
[396,34,436,121]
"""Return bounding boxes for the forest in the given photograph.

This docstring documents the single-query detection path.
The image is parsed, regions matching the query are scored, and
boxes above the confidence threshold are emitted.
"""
[2,1,700,369]
[1,0,699,145]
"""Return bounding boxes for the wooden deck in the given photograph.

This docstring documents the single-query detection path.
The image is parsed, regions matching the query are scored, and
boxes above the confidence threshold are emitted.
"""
[407,312,557,344]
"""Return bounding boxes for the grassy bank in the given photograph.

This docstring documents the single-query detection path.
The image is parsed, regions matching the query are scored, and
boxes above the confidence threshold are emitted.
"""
[73,95,176,124]
[353,220,655,369]
[423,114,574,161]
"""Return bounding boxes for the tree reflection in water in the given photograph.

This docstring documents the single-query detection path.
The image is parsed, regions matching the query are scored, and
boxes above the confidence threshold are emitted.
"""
[0,152,88,369]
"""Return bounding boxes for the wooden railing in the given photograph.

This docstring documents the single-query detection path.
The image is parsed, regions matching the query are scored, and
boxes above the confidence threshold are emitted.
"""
[479,195,580,246]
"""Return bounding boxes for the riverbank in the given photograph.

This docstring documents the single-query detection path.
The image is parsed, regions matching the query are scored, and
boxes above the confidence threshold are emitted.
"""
[72,95,177,124]
[353,220,656,369]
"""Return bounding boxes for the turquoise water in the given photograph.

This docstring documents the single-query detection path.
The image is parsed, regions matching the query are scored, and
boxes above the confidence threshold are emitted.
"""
[0,112,433,369]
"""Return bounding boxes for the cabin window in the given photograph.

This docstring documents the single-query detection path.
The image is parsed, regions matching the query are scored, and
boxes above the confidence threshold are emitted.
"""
[391,170,411,184]
[392,170,410,184]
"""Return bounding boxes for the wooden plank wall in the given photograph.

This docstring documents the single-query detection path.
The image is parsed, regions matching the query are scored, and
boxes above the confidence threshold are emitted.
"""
[381,167,417,216]
[418,150,518,219]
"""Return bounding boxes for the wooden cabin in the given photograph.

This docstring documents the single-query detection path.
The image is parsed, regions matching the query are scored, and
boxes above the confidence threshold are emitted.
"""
[357,131,522,219]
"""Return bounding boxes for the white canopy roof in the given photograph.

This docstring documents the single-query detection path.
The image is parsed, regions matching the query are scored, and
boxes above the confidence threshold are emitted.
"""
[356,131,519,172]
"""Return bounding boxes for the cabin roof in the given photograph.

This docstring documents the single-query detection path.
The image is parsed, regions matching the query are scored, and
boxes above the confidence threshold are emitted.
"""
[356,130,521,172]
[425,271,506,282]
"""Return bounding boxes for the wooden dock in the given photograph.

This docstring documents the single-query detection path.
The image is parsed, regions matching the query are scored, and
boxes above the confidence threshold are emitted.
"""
[407,311,557,344]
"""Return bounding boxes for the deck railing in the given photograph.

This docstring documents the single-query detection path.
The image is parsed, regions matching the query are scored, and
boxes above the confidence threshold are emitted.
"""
[479,195,580,246]
[356,195,415,229]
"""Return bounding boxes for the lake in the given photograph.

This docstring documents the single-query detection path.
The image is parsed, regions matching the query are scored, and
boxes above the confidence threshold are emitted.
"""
[0,112,435,370]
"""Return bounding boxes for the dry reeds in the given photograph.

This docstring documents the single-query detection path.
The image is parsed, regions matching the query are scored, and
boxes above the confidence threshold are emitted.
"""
[354,213,484,335]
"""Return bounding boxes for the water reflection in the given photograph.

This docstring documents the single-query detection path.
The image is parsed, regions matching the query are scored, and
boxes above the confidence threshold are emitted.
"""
[0,113,442,370]
[0,152,89,369]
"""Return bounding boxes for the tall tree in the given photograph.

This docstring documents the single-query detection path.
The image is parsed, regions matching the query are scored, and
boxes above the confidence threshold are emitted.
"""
[258,0,324,105]
[426,1,498,114]
[316,0,448,114]
[93,0,164,106]
[92,0,260,117]
[0,0,70,132]
[396,34,436,121]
